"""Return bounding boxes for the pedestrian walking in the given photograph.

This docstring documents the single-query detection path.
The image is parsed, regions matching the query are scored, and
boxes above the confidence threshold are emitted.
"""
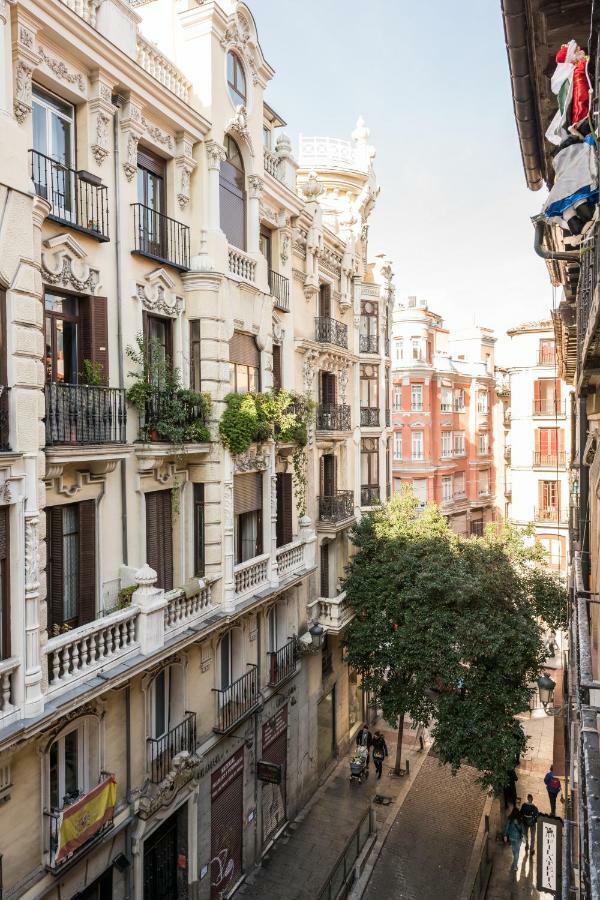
[545,630,558,659]
[372,730,388,779]
[544,765,562,816]
[520,793,539,855]
[356,723,373,771]
[503,769,518,809]
[414,722,426,751]
[504,806,524,872]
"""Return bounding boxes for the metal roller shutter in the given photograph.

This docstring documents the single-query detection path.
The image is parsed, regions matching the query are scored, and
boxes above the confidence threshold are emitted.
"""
[234,472,262,515]
[211,748,244,899]
[229,331,260,368]
[261,706,288,844]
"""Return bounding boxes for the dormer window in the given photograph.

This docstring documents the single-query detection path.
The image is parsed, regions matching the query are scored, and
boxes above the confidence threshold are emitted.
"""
[227,52,246,107]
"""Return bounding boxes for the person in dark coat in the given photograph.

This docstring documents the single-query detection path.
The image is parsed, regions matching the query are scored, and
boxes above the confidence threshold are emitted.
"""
[355,724,373,770]
[371,730,388,780]
[503,769,518,809]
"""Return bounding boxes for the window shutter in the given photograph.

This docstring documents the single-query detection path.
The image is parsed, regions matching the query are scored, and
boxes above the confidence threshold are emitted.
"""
[219,169,246,251]
[320,543,329,597]
[229,331,260,368]
[146,492,160,585]
[319,284,331,318]
[78,499,96,625]
[276,472,293,547]
[0,507,9,658]
[558,428,565,455]
[554,379,561,405]
[234,473,262,515]
[47,507,64,629]
[145,490,173,591]
[81,296,109,385]
[161,490,174,591]
[272,344,282,391]
[137,146,166,177]
[535,429,541,453]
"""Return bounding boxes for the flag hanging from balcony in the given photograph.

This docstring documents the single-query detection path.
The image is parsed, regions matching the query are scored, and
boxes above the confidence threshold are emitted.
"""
[56,775,116,864]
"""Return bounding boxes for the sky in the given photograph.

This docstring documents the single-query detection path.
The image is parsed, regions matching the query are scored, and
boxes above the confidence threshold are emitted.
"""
[249,0,556,360]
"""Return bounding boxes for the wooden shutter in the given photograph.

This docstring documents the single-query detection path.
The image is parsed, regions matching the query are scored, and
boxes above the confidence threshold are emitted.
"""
[320,372,336,404]
[229,331,260,367]
[319,283,331,318]
[190,320,201,391]
[555,379,561,405]
[78,499,96,625]
[320,544,329,597]
[535,429,541,453]
[146,490,173,591]
[234,473,262,515]
[0,507,9,658]
[81,296,109,384]
[272,344,282,391]
[276,473,293,548]
[193,483,205,577]
[322,455,336,496]
[47,506,64,629]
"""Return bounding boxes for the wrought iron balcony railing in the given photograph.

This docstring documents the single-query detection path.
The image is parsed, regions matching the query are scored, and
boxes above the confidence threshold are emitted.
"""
[147,712,197,784]
[532,399,566,417]
[318,490,354,523]
[46,774,116,869]
[138,386,208,444]
[360,407,380,427]
[316,403,351,431]
[132,203,190,271]
[359,334,378,354]
[30,149,109,241]
[0,387,9,451]
[470,521,484,537]
[45,383,127,446]
[315,316,348,349]
[269,269,290,312]
[535,507,568,524]
[361,485,380,506]
[267,639,296,688]
[213,666,259,734]
[533,451,567,469]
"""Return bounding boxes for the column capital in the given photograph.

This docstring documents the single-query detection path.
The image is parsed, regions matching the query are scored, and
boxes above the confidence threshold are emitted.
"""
[206,140,226,171]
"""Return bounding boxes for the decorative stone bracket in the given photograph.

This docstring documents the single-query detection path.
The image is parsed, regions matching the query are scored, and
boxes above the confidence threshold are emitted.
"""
[13,19,40,125]
[120,98,145,182]
[89,74,115,166]
[135,267,183,318]
[41,233,101,295]
[175,133,196,209]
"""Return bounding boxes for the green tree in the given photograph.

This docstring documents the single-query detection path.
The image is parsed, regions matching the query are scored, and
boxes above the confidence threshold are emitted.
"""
[343,490,566,793]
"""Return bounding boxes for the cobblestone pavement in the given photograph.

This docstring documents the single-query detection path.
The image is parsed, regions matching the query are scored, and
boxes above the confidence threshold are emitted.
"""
[237,722,423,900]
[361,752,487,900]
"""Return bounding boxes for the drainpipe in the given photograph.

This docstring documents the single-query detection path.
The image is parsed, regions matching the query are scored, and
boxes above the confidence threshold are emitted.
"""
[125,683,133,898]
[533,216,582,263]
[112,96,128,565]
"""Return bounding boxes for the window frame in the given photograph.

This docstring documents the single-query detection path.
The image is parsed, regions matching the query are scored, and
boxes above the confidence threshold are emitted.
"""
[0,507,9,660]
[411,430,424,461]
[361,437,379,487]
[48,722,87,812]
[227,51,247,107]
[193,483,205,578]
[44,292,81,385]
[32,83,75,168]
[442,475,452,502]
[393,431,402,460]
[410,383,423,412]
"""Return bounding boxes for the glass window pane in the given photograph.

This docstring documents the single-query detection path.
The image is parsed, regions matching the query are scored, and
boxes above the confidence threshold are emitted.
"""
[154,669,166,737]
[32,101,48,156]
[50,740,59,809]
[221,633,231,689]
[51,113,71,167]
[64,730,79,799]
[62,505,79,622]
[237,365,249,394]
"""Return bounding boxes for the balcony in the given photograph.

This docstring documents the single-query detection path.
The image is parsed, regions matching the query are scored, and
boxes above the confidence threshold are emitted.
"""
[267,639,297,688]
[0,656,19,726]
[228,245,256,282]
[147,712,197,784]
[137,386,209,445]
[537,350,557,367]
[213,666,259,734]
[46,606,139,699]
[30,150,109,241]
[0,387,9,450]
[308,591,354,635]
[470,521,484,537]
[163,579,215,636]
[269,269,290,312]
[318,490,354,524]
[532,399,566,417]
[131,203,190,271]
[533,451,567,469]
[534,507,568,524]
[360,407,380,427]
[263,147,283,181]
[276,540,306,580]
[359,334,378,354]
[46,774,116,870]
[361,485,380,506]
[315,316,348,349]
[137,33,192,103]
[234,553,269,596]
[317,403,351,432]
[45,383,127,446]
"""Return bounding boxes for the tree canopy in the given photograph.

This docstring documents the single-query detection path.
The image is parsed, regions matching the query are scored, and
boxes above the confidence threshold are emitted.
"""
[343,490,567,793]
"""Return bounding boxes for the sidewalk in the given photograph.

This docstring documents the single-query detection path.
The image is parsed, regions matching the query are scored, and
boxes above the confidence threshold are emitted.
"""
[236,721,426,900]
[485,709,558,899]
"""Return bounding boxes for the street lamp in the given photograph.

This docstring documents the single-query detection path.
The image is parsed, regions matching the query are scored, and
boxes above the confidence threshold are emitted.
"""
[537,673,556,711]
[309,621,325,650]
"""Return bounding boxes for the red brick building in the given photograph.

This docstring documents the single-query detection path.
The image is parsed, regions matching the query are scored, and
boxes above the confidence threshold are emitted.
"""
[390,297,499,536]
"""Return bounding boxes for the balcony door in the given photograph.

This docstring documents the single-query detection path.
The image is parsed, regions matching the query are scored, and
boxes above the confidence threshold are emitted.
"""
[47,501,96,630]
[145,489,174,591]
[234,472,263,564]
[137,147,166,259]
[0,508,9,660]
[320,454,336,497]
[45,293,80,385]
[32,85,75,221]
[318,283,331,318]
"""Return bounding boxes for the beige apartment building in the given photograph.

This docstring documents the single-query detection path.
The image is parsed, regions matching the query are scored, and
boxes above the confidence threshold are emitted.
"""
[0,0,392,897]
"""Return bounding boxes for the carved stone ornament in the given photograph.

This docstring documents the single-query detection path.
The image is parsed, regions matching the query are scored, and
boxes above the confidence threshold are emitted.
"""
[135,268,183,318]
[0,0,17,27]
[280,232,290,265]
[302,349,319,391]
[142,116,174,152]
[175,153,196,209]
[234,449,269,472]
[91,111,110,165]
[14,59,34,124]
[37,47,85,92]
[24,515,40,592]
[226,106,254,157]
[123,132,140,182]
[220,10,259,86]
[206,140,227,171]
[136,751,202,820]
[0,479,14,506]
[44,461,118,497]
[248,175,263,200]
[41,233,100,294]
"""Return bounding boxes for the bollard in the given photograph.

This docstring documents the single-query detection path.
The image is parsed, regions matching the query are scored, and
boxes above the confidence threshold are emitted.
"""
[405,758,410,776]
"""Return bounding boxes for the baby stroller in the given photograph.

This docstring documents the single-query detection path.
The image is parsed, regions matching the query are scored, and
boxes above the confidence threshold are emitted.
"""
[349,747,369,784]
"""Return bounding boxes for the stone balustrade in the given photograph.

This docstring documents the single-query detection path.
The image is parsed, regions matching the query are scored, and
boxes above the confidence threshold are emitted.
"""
[46,607,139,697]
[136,34,192,101]
[57,0,102,27]
[228,246,256,283]
[308,591,354,634]
[0,657,19,722]
[164,578,215,635]
[276,540,305,578]
[263,147,282,180]
[234,553,269,596]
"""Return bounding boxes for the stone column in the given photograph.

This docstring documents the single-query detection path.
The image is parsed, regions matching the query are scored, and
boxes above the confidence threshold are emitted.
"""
[247,175,263,255]
[132,564,166,655]
[222,451,235,612]
[205,141,226,232]
[23,452,43,716]
[0,0,16,117]
[268,447,278,587]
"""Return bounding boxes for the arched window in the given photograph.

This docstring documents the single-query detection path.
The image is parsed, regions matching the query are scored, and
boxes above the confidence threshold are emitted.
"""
[227,52,246,107]
[219,135,246,250]
[47,718,100,812]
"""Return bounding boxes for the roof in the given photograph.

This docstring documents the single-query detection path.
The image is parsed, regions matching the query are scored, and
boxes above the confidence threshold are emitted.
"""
[506,319,554,335]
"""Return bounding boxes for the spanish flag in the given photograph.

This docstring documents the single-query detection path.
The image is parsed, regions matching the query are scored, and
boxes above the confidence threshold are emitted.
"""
[56,775,117,864]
